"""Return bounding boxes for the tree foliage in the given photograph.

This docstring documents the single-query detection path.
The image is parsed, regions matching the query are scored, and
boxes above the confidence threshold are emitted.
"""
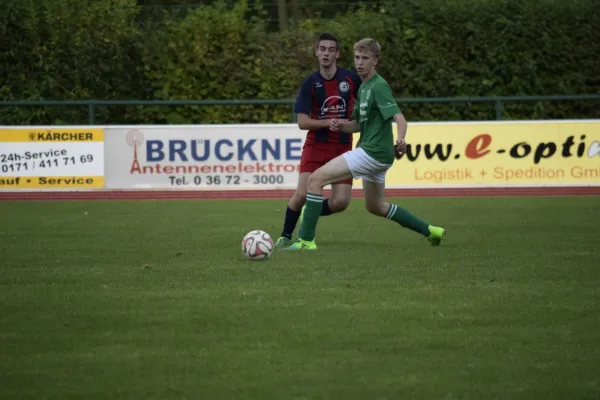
[1,0,599,124]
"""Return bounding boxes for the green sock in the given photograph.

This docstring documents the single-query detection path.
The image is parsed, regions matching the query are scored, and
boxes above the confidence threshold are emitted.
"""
[300,193,323,241]
[386,204,431,236]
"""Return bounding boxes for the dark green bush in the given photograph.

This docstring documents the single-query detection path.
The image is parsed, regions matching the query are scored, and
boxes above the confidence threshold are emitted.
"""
[1,0,598,124]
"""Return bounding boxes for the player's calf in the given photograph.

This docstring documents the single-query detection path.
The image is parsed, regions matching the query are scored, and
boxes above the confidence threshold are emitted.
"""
[383,203,447,245]
[384,203,431,236]
[327,182,352,214]
[277,173,310,242]
[288,188,307,211]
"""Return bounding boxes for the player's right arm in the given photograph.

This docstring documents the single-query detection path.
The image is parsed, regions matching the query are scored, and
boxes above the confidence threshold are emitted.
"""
[297,113,330,130]
[294,75,329,131]
[333,99,360,133]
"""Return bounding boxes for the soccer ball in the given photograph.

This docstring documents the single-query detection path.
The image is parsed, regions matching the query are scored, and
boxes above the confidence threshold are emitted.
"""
[241,230,274,260]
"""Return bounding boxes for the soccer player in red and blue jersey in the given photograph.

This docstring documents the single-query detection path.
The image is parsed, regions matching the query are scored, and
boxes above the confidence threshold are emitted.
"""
[275,32,361,248]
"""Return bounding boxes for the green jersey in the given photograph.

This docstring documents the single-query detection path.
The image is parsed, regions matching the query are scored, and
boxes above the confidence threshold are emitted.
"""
[351,73,401,164]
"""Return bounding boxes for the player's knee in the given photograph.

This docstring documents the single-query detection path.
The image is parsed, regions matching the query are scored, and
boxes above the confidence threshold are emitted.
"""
[365,201,386,217]
[307,173,325,192]
[293,186,307,200]
[329,196,350,212]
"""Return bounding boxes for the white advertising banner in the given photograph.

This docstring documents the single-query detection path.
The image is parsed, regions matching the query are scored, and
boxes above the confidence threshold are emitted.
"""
[104,124,306,190]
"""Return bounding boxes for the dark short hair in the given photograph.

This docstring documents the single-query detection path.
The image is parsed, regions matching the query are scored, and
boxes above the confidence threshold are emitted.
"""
[317,32,339,50]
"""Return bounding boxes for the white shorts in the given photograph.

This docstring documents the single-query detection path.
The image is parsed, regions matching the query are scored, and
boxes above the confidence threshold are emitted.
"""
[342,148,392,184]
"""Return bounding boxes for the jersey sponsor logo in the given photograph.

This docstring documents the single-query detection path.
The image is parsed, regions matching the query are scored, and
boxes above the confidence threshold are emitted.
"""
[339,81,350,92]
[359,90,371,122]
[359,102,368,121]
[321,96,347,117]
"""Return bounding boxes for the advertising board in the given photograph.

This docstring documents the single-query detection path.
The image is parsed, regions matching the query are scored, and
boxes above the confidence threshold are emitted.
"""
[0,128,104,190]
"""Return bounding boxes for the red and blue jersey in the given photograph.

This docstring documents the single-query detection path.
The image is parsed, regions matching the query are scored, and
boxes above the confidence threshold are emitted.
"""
[294,67,361,144]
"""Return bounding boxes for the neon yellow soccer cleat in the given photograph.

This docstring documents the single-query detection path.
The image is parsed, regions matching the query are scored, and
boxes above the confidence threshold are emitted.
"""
[427,226,446,246]
[284,238,317,251]
[274,237,292,249]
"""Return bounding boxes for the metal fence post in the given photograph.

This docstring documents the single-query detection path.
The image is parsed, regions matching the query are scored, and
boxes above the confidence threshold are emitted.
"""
[495,100,503,120]
[291,104,297,123]
[88,102,96,125]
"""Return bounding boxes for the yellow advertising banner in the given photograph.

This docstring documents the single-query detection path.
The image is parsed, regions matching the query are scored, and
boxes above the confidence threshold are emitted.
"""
[0,176,104,189]
[0,128,104,142]
[352,120,600,188]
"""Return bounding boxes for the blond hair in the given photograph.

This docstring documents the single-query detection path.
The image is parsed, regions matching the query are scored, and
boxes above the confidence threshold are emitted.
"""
[354,38,381,58]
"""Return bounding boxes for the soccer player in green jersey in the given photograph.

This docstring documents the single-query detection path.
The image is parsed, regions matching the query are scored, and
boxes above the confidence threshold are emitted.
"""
[286,38,446,250]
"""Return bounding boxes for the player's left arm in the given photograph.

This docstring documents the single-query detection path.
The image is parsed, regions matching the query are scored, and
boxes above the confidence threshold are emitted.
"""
[374,82,407,157]
[393,113,408,157]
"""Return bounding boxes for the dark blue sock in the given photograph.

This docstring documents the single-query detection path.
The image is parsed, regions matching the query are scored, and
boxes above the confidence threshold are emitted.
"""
[320,198,333,216]
[281,206,301,239]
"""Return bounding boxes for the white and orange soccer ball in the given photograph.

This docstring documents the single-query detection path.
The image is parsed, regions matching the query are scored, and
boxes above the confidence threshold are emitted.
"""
[241,230,274,260]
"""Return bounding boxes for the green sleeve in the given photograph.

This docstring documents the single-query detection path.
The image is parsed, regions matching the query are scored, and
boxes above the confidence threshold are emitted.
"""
[373,82,401,120]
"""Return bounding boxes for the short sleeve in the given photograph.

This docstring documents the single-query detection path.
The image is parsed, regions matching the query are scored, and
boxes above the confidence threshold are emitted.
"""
[294,76,313,114]
[373,82,401,120]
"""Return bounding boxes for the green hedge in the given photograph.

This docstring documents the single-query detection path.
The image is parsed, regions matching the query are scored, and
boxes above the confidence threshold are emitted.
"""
[1,0,599,124]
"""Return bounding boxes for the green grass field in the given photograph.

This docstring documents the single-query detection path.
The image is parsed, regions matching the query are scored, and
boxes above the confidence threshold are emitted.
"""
[1,196,599,399]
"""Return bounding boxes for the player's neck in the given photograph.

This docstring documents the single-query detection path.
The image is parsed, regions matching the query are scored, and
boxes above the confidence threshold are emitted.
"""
[319,65,337,80]
[361,69,377,82]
